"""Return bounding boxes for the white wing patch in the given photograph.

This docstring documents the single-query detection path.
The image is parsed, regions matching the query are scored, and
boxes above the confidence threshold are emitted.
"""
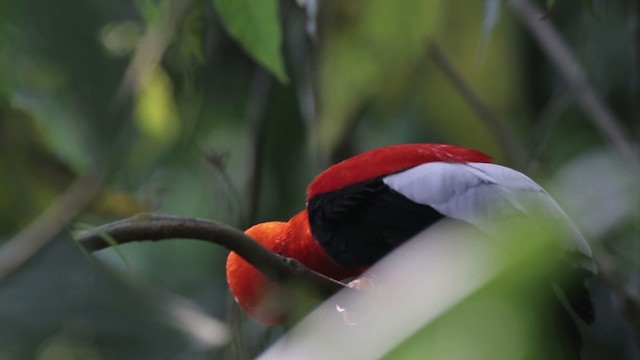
[382,162,595,272]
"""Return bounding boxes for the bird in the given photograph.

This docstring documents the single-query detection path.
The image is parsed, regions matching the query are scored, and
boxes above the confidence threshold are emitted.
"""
[306,143,595,356]
[227,143,595,355]
[226,210,363,325]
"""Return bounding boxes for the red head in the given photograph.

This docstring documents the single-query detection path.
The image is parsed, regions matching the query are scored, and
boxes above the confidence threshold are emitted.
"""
[307,143,492,199]
[226,211,362,325]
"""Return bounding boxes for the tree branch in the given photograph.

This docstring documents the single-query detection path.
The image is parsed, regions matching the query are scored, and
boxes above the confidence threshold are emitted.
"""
[527,86,573,166]
[76,213,346,297]
[508,0,640,179]
[0,174,102,282]
[426,42,529,169]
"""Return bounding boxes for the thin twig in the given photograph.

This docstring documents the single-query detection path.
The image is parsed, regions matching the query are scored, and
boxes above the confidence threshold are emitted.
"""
[526,86,574,171]
[117,0,192,100]
[508,0,640,179]
[0,174,102,282]
[427,42,529,169]
[76,213,346,297]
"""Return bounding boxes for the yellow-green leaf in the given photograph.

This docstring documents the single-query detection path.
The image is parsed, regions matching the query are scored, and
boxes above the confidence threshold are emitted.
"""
[134,67,180,145]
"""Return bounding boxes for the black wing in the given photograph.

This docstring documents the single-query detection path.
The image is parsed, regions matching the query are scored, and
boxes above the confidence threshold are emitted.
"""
[307,178,444,267]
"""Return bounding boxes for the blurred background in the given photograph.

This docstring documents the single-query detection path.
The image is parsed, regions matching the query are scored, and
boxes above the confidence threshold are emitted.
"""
[0,0,638,358]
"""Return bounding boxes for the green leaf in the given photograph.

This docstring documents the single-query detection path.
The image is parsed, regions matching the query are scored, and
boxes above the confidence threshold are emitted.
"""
[259,217,567,359]
[0,240,228,359]
[213,0,288,83]
[134,66,180,145]
[315,0,444,155]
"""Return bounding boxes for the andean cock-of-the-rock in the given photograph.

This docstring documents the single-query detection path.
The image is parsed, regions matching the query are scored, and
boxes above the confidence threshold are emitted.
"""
[225,143,595,353]
[225,210,363,325]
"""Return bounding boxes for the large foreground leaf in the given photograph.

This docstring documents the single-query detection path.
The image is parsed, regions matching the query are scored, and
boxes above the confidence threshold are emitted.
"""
[258,218,573,359]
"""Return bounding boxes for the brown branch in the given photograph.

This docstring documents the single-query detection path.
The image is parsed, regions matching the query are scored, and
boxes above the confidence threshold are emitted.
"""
[0,174,102,282]
[508,0,640,179]
[76,213,346,297]
[426,42,529,169]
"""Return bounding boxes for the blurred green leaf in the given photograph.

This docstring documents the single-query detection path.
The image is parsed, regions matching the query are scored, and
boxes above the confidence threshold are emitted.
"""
[418,2,523,158]
[315,0,444,155]
[259,218,572,359]
[0,105,76,235]
[174,1,206,67]
[135,66,180,145]
[125,66,182,170]
[3,0,133,165]
[213,0,288,83]
[0,238,228,360]
[100,21,144,57]
[135,0,163,24]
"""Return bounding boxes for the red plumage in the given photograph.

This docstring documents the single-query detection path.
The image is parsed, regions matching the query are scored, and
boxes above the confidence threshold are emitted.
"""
[226,211,362,324]
[307,143,492,199]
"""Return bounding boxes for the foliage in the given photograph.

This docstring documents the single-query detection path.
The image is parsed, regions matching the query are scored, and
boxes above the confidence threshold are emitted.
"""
[0,0,638,359]
[213,0,288,83]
